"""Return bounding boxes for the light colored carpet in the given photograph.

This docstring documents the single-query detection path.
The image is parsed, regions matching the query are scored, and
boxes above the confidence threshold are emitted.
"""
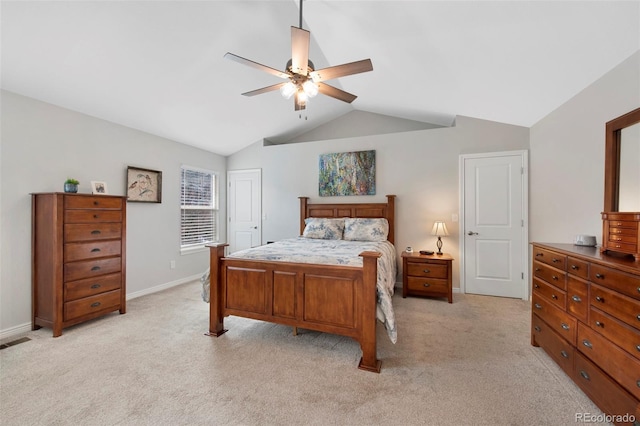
[1,281,608,426]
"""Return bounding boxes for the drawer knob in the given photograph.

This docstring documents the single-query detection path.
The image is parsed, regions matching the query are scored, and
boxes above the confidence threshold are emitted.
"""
[535,252,543,257]
[637,314,640,322]
[93,201,99,205]
[552,275,558,281]
[534,326,541,332]
[570,265,578,270]
[561,323,570,331]
[534,284,540,289]
[552,258,559,263]
[534,303,542,310]
[595,321,604,328]
[91,230,101,235]
[423,269,431,273]
[91,266,101,271]
[595,296,604,303]
[91,248,101,253]
[637,287,640,294]
[90,283,101,289]
[535,268,540,272]
[90,302,101,308]
[582,339,593,349]
[636,345,640,352]
[595,273,604,279]
[579,370,590,381]
[560,350,569,359]
[552,294,558,300]
[571,295,582,303]
[423,283,431,288]
[637,380,640,389]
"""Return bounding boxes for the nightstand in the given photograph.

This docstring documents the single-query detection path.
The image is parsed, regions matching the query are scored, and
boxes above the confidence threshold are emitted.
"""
[402,251,454,303]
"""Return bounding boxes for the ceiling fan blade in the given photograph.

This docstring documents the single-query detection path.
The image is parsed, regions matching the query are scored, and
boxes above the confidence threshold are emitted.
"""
[224,52,289,79]
[310,59,373,82]
[290,26,310,76]
[317,83,357,103]
[242,82,288,97]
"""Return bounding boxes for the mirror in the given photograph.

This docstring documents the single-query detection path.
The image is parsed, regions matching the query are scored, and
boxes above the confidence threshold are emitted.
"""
[603,107,640,212]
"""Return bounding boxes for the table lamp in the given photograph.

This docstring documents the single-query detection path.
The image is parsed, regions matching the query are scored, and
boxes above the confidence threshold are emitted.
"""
[431,220,449,255]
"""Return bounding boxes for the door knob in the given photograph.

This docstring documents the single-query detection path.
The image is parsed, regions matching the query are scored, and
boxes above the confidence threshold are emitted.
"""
[467,231,478,236]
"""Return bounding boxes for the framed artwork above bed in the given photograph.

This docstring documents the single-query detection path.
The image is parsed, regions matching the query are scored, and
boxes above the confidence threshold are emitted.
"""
[318,150,376,196]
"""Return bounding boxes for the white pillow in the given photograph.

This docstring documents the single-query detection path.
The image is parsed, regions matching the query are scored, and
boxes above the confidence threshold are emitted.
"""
[302,218,345,240]
[343,218,389,241]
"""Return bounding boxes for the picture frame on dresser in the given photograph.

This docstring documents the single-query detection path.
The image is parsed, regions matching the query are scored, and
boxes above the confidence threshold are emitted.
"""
[126,166,162,203]
[90,180,108,195]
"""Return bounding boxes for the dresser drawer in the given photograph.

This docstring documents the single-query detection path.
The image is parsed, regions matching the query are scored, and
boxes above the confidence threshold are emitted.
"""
[532,293,577,345]
[405,261,448,279]
[64,289,121,322]
[567,276,589,323]
[578,323,640,400]
[567,257,589,280]
[590,307,640,361]
[64,240,121,262]
[65,196,123,210]
[64,223,122,242]
[532,314,574,375]
[533,277,566,309]
[532,247,566,270]
[574,352,640,424]
[64,273,122,302]
[406,276,448,296]
[64,257,122,282]
[591,283,640,329]
[590,264,640,301]
[65,210,123,224]
[533,261,567,290]
[607,219,639,230]
[604,240,638,255]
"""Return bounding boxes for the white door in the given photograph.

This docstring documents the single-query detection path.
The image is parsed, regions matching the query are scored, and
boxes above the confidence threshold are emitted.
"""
[460,151,528,299]
[227,169,261,254]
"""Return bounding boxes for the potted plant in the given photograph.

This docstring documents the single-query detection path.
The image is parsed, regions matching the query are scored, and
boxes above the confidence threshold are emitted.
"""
[64,178,79,193]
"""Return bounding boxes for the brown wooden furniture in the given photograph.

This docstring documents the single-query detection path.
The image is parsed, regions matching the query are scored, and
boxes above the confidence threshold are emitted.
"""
[208,195,396,373]
[32,193,126,337]
[602,107,640,260]
[401,251,453,303]
[531,243,640,423]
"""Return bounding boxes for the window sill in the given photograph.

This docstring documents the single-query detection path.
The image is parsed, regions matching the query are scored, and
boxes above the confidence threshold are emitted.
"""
[180,246,209,256]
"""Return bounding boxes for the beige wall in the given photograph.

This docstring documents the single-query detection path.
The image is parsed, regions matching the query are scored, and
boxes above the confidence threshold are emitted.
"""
[529,51,640,244]
[0,91,227,336]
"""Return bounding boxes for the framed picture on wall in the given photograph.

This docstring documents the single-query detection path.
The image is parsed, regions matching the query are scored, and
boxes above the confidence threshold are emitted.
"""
[126,166,162,203]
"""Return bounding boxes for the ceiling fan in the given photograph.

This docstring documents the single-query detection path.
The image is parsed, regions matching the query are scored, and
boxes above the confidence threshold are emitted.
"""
[224,0,373,111]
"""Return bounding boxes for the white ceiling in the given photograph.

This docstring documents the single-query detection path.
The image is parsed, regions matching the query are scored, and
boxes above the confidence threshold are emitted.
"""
[2,1,639,156]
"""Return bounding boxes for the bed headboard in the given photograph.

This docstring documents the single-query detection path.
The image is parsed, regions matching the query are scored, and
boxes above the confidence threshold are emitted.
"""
[299,195,396,245]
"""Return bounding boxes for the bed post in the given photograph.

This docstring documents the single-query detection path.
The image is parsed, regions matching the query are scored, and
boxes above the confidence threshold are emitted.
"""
[386,194,396,245]
[206,243,228,337]
[358,251,382,373]
[299,196,309,235]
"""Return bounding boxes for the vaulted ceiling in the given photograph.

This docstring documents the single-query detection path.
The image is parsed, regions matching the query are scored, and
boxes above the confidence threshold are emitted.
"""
[2,1,639,156]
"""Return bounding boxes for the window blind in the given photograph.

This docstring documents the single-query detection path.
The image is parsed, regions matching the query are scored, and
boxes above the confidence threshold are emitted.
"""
[180,167,217,248]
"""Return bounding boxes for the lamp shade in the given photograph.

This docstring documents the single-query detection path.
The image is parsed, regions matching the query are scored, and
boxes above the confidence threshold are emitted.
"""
[431,221,449,237]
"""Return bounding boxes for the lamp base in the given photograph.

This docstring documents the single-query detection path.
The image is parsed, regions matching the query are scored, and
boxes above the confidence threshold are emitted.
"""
[436,237,443,255]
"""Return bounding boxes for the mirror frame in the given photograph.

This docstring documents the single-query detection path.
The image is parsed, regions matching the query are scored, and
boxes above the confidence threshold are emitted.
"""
[604,107,640,212]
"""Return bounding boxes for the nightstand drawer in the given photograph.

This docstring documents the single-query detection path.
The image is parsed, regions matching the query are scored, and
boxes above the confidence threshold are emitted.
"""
[406,276,448,296]
[405,262,448,279]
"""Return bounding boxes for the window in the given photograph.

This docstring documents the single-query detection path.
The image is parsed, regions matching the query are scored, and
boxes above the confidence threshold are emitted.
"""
[180,166,218,252]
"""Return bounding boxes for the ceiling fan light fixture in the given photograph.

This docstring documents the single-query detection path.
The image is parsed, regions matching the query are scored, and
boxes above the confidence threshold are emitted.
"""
[302,80,318,98]
[280,81,297,99]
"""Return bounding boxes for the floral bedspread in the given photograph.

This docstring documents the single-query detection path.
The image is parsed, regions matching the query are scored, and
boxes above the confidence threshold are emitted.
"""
[201,237,397,343]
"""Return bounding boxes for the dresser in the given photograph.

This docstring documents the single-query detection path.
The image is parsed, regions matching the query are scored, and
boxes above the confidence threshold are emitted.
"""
[531,243,640,424]
[32,193,126,337]
[402,252,453,303]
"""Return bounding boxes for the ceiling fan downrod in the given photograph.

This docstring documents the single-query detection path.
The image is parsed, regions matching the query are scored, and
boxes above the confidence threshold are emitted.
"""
[299,0,303,29]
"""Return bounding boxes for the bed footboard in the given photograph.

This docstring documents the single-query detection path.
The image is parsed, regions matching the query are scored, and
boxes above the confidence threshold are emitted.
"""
[207,243,382,372]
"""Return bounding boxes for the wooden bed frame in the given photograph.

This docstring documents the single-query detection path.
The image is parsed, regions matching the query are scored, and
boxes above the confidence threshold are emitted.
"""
[207,195,396,373]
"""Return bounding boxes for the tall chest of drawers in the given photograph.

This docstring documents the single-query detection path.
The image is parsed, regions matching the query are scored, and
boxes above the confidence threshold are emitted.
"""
[531,243,640,424]
[32,193,126,337]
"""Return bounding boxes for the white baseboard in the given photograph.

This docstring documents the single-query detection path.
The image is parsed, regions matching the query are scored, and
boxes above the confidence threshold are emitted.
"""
[0,274,202,341]
[0,322,33,341]
[126,273,201,300]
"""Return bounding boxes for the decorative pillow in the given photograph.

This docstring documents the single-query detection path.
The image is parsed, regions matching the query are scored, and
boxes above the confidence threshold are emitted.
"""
[343,218,389,241]
[302,218,345,240]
